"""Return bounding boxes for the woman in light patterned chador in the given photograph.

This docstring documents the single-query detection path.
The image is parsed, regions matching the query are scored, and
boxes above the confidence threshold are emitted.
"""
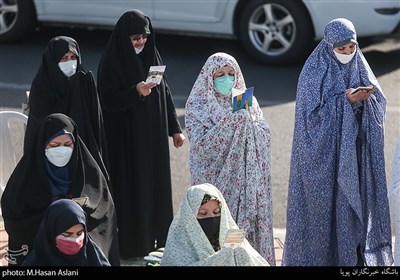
[283,18,392,266]
[161,183,269,266]
[185,52,274,265]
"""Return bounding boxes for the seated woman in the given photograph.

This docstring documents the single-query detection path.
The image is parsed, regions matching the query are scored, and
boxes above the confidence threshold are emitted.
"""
[161,183,269,266]
[1,113,119,266]
[23,199,110,266]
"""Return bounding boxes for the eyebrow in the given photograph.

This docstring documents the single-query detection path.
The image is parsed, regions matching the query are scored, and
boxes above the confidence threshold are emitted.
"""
[50,139,73,144]
[64,229,84,234]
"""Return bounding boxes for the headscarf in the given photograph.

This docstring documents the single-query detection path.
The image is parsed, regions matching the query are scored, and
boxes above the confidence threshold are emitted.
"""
[44,129,75,199]
[2,113,120,266]
[283,18,392,266]
[25,36,109,180]
[388,135,400,266]
[161,183,269,266]
[25,36,83,144]
[185,52,275,264]
[31,36,82,102]
[22,199,110,266]
[98,9,157,111]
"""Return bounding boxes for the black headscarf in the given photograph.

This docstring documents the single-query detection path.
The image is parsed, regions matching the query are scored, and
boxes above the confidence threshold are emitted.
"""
[1,113,120,266]
[22,199,110,266]
[98,9,157,110]
[24,36,109,180]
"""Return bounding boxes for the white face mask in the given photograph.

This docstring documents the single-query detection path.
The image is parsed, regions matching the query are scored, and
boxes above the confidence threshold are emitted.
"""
[134,46,144,54]
[45,146,73,167]
[334,49,356,64]
[58,60,77,77]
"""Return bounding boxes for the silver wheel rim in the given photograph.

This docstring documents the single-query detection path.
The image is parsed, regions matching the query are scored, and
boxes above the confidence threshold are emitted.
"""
[0,0,18,35]
[247,3,296,57]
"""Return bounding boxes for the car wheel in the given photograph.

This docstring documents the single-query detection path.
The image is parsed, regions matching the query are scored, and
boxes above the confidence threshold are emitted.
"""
[0,0,36,42]
[239,0,314,65]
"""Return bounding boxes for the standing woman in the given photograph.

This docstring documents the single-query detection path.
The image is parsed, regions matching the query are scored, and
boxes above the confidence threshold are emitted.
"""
[97,10,185,259]
[185,52,275,265]
[24,36,109,177]
[283,18,392,266]
[2,113,119,266]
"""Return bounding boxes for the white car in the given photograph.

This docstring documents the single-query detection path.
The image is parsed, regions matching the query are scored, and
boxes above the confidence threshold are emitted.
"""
[1,0,399,65]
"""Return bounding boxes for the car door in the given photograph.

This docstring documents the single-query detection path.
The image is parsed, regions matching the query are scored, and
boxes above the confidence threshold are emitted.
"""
[37,0,154,26]
[152,0,232,33]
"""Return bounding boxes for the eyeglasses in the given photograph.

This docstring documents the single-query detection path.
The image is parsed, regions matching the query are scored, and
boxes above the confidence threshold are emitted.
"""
[130,34,149,41]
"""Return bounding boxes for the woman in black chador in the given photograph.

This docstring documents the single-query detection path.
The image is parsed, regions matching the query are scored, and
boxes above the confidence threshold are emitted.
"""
[24,36,109,177]
[2,113,120,265]
[97,10,185,259]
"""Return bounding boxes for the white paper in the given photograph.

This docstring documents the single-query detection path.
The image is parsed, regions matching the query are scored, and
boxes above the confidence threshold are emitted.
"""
[223,228,244,249]
[145,65,166,85]
[72,197,89,207]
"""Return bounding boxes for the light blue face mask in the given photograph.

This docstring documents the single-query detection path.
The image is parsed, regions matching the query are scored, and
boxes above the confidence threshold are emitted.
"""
[213,74,235,96]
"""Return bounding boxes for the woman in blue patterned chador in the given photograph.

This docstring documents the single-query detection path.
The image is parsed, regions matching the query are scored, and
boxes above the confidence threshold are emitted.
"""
[282,18,392,266]
[388,135,400,266]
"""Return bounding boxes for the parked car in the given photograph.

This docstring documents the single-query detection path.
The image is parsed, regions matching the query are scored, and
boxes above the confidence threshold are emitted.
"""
[1,0,399,65]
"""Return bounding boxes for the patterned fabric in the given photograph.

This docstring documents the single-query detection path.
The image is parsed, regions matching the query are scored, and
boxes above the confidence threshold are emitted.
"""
[283,18,392,266]
[185,52,275,265]
[388,135,400,266]
[161,183,269,266]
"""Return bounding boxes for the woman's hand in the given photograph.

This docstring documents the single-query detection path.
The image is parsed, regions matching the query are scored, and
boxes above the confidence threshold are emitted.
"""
[346,85,374,104]
[172,133,185,148]
[136,81,156,97]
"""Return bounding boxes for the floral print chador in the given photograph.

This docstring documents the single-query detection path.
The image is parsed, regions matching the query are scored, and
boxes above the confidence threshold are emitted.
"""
[185,52,275,265]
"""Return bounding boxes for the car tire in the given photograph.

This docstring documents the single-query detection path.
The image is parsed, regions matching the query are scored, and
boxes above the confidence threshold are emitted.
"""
[239,0,314,65]
[0,0,37,42]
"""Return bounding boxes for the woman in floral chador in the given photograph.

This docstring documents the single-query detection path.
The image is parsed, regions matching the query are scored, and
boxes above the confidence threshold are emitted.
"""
[185,52,274,265]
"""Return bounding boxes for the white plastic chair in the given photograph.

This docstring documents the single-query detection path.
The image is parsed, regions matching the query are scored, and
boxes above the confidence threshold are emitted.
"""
[0,111,28,214]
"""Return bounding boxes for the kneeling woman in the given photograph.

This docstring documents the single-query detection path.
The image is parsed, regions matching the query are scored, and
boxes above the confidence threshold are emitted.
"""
[161,183,269,266]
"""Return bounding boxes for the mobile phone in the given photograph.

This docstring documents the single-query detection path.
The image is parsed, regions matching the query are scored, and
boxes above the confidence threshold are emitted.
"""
[351,85,373,94]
